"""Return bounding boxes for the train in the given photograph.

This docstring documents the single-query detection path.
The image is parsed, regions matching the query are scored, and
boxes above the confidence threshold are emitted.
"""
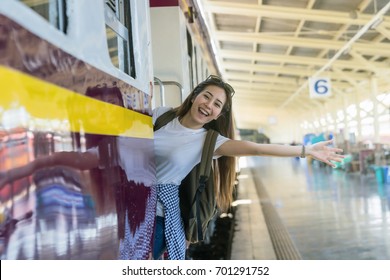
[0,0,218,259]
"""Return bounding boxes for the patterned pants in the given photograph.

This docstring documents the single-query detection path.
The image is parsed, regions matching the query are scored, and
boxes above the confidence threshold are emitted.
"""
[156,184,186,260]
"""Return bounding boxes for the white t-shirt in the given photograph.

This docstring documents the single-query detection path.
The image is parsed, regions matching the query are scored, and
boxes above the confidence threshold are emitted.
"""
[153,107,230,186]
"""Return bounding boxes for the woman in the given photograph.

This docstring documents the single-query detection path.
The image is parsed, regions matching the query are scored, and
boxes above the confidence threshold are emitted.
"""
[152,75,344,260]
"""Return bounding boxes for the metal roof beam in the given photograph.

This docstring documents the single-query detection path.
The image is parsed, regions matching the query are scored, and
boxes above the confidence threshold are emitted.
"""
[223,62,370,81]
[226,74,298,85]
[216,31,390,56]
[219,50,389,71]
[204,1,390,28]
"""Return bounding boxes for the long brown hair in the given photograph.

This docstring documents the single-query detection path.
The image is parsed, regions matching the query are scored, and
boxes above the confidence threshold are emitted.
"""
[174,76,236,212]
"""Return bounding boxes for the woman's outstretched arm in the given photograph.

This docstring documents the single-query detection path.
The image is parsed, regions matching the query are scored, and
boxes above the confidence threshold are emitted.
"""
[215,139,344,167]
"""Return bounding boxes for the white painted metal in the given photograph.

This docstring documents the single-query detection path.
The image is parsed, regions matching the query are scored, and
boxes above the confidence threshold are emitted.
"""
[0,0,154,95]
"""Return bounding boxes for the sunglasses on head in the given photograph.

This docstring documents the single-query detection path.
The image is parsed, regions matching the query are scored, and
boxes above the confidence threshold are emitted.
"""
[205,75,235,97]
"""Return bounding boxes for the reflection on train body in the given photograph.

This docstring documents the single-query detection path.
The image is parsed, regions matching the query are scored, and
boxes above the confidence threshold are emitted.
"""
[0,1,156,259]
[1,122,156,259]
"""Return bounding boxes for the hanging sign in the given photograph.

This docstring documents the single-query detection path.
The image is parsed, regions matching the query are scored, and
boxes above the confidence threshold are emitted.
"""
[309,77,332,98]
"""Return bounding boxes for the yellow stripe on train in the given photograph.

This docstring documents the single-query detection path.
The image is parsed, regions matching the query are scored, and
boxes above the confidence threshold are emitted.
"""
[0,66,153,139]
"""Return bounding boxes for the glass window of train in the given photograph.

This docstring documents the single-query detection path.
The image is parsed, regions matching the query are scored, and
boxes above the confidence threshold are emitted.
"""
[186,30,194,90]
[193,46,199,86]
[187,56,193,91]
[104,0,136,78]
[200,58,204,81]
[17,0,68,33]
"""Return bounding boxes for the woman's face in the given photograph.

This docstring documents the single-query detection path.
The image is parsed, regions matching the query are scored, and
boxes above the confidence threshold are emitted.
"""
[190,85,227,126]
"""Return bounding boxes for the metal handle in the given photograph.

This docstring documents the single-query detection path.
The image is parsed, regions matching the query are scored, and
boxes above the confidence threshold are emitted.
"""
[154,77,184,106]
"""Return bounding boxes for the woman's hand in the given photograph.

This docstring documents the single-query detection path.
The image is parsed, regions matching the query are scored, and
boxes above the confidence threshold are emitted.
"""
[307,140,344,167]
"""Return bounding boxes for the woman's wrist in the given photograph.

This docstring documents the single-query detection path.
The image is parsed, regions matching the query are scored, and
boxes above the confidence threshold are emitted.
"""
[300,145,306,158]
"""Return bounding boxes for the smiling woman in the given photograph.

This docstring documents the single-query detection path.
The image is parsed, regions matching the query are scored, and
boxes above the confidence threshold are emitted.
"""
[151,75,344,260]
[181,85,227,129]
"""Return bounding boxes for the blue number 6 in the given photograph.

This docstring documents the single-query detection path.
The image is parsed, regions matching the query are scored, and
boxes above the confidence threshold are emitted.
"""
[314,79,329,94]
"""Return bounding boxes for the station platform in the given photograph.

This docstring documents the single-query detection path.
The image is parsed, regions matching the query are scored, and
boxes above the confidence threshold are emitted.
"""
[230,156,390,260]
[230,165,276,260]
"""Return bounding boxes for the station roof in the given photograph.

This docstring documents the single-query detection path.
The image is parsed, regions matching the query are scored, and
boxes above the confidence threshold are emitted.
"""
[193,0,390,131]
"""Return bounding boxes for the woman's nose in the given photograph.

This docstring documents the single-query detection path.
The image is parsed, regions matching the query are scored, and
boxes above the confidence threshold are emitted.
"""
[204,100,212,108]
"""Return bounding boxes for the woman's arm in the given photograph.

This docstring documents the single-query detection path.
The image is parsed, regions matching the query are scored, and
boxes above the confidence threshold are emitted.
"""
[215,139,344,167]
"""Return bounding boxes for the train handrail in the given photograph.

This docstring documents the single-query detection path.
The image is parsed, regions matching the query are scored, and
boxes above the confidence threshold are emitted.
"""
[161,80,184,104]
[154,77,184,106]
[153,77,165,106]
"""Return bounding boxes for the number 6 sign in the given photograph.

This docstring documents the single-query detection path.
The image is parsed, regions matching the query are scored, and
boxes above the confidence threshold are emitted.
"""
[309,77,332,98]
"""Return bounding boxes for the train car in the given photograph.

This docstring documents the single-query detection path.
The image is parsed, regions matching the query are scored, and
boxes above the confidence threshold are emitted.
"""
[0,0,156,260]
[0,0,218,260]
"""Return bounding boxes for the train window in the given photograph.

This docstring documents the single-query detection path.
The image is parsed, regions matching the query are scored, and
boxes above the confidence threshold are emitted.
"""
[17,0,67,33]
[193,46,199,86]
[186,29,194,90]
[104,0,135,78]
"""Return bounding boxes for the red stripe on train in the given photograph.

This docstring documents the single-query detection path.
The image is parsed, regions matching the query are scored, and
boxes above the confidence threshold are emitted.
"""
[150,0,179,7]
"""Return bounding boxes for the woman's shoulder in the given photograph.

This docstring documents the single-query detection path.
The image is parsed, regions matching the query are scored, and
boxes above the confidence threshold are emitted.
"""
[152,106,173,123]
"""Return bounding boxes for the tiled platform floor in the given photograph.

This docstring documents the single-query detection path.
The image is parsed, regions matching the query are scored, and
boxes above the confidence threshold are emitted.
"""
[231,156,390,260]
